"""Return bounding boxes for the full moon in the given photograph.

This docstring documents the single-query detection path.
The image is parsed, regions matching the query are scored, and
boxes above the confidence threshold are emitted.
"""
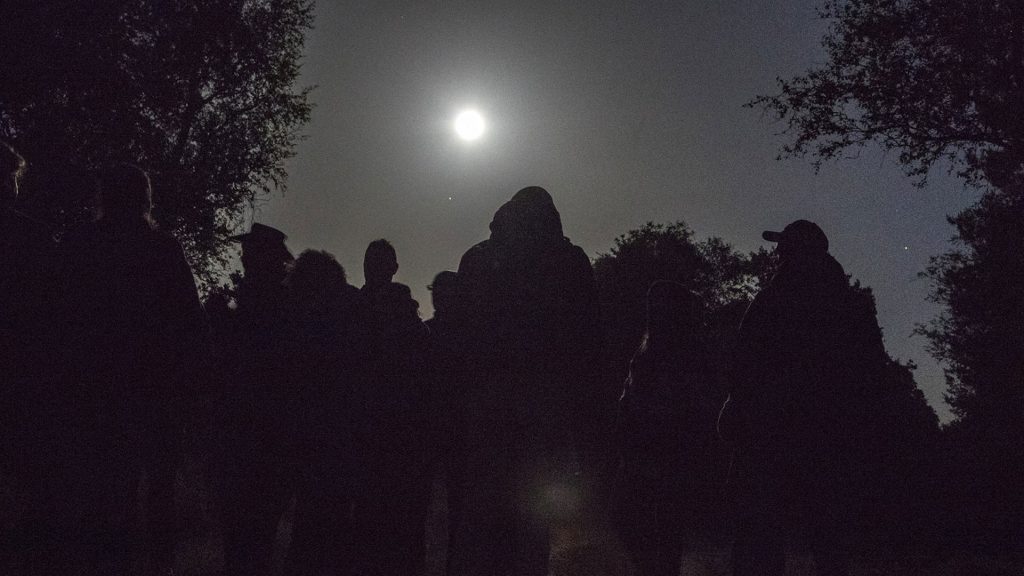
[454,110,485,141]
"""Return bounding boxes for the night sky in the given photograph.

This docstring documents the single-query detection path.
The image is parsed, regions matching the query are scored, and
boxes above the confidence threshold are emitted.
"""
[261,0,978,421]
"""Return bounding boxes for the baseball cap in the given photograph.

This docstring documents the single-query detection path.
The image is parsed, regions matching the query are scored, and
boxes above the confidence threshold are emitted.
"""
[762,219,829,254]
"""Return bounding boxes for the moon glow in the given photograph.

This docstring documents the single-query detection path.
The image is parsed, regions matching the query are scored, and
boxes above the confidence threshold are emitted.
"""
[454,110,485,141]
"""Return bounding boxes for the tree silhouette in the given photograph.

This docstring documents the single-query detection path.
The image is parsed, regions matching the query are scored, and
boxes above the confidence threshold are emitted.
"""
[751,0,1024,188]
[920,190,1024,423]
[592,221,760,374]
[0,0,313,282]
[918,187,1024,552]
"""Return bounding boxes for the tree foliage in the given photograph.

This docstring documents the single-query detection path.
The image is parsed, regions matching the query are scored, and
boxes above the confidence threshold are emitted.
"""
[592,221,761,371]
[0,0,314,282]
[919,187,1024,424]
[752,0,1024,187]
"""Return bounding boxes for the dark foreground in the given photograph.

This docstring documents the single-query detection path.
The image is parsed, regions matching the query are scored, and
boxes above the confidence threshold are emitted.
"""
[4,457,1017,576]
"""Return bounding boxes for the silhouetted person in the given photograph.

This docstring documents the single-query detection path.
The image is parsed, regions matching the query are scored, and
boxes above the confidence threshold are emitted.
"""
[208,222,298,576]
[283,250,370,576]
[612,281,718,576]
[425,271,468,566]
[58,164,208,573]
[0,142,60,565]
[719,220,886,576]
[425,271,460,341]
[425,271,464,453]
[361,238,422,335]
[449,186,600,576]
[355,238,435,575]
[0,142,55,373]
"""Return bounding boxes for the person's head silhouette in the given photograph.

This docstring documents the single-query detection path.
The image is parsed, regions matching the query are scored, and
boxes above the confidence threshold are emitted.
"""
[645,280,702,343]
[230,223,293,283]
[97,164,154,227]
[364,239,398,288]
[1,141,26,211]
[428,271,459,317]
[287,249,350,315]
[489,186,564,247]
[762,219,829,263]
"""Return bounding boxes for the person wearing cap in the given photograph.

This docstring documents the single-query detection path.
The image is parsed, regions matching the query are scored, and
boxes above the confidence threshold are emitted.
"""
[448,186,601,576]
[209,221,299,576]
[57,164,209,572]
[719,220,887,576]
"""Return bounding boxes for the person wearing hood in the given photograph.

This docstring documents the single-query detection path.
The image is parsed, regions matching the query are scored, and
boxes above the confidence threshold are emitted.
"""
[449,186,600,576]
[57,164,209,573]
[718,220,887,576]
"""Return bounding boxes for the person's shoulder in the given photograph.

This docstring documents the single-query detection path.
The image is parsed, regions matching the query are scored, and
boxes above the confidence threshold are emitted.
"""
[460,239,494,260]
[8,208,51,232]
[0,211,55,267]
[386,281,413,298]
[149,228,186,252]
[124,228,187,265]
[564,240,590,264]
[361,281,416,307]
[385,282,421,314]
[457,239,496,272]
[550,239,592,272]
[133,225,177,244]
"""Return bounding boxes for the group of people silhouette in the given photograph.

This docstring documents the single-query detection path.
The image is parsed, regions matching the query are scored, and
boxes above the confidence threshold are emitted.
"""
[1,139,885,576]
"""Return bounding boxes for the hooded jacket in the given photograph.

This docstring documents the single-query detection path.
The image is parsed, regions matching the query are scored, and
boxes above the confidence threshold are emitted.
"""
[456,187,600,376]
